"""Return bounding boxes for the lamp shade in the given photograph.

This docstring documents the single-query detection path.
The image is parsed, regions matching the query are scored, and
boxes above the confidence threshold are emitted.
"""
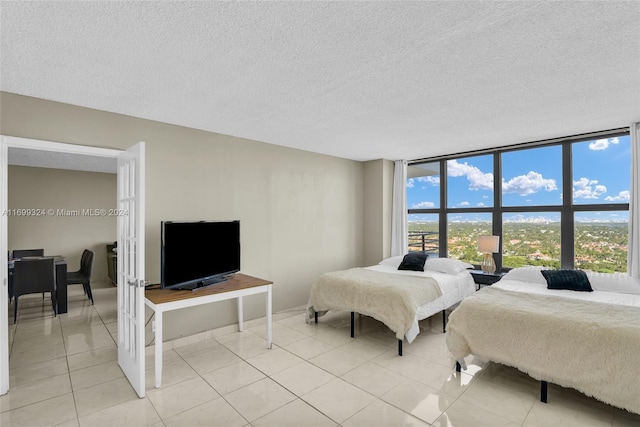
[477,235,500,253]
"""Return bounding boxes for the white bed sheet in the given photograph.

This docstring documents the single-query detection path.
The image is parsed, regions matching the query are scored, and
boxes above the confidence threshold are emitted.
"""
[364,265,476,341]
[493,279,640,307]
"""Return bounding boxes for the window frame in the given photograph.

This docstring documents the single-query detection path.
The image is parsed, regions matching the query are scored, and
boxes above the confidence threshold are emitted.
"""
[407,128,630,271]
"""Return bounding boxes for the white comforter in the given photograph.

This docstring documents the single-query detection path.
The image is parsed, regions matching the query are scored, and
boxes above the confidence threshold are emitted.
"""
[447,281,640,414]
[307,265,475,343]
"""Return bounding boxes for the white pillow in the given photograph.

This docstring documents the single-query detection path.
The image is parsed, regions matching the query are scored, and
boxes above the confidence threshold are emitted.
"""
[378,256,404,268]
[501,266,548,284]
[586,271,640,295]
[424,258,473,274]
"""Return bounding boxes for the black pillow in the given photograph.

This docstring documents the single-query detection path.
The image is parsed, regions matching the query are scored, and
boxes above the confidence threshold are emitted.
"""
[398,252,429,272]
[541,269,593,292]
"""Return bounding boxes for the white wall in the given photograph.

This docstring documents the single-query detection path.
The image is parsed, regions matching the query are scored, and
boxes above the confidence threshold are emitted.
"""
[8,165,116,283]
[363,159,394,266]
[1,92,365,341]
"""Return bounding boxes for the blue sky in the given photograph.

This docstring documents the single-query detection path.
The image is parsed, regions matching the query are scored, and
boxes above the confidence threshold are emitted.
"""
[407,135,631,222]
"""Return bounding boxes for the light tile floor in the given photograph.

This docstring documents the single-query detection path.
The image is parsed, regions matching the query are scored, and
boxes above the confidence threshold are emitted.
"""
[2,284,640,426]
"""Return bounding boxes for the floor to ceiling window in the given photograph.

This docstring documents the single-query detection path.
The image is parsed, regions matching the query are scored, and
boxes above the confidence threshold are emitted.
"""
[501,145,562,268]
[407,162,440,255]
[406,130,631,273]
[571,136,630,272]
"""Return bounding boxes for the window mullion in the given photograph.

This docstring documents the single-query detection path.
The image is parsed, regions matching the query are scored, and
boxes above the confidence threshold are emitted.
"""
[494,152,503,271]
[439,160,447,258]
[561,142,574,269]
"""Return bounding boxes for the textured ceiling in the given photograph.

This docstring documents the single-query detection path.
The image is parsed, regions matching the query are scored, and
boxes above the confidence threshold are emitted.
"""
[1,2,639,162]
[8,147,117,174]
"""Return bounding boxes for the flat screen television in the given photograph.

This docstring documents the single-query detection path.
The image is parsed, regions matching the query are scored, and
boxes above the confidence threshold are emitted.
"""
[161,220,240,290]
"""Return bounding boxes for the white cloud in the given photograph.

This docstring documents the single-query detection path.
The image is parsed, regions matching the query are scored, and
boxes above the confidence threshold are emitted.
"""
[605,190,630,202]
[573,177,607,199]
[504,215,559,223]
[459,201,470,207]
[417,176,440,186]
[408,176,439,189]
[412,201,435,208]
[588,137,619,151]
[477,202,486,207]
[502,171,557,196]
[447,160,493,191]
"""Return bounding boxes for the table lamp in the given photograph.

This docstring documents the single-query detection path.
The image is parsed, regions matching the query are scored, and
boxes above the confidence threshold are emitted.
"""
[477,235,500,274]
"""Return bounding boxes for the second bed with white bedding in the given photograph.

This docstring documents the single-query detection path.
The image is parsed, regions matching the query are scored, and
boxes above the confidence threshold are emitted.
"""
[446,267,640,414]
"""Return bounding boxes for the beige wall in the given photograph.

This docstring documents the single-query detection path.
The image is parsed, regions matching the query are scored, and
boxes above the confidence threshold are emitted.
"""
[1,92,365,342]
[8,166,116,282]
[362,159,394,266]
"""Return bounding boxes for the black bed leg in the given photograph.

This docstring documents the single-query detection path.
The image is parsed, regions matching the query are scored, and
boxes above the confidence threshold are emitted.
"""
[541,381,548,403]
[314,312,318,324]
[350,312,355,338]
[398,339,403,356]
[442,310,446,333]
[455,361,461,372]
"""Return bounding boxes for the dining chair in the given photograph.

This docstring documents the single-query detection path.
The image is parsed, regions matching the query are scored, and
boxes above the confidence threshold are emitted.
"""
[11,249,48,300]
[67,249,95,304]
[12,257,57,324]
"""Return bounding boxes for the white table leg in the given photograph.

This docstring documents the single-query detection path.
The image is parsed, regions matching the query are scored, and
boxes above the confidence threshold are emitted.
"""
[155,310,162,388]
[237,296,243,332]
[267,284,272,349]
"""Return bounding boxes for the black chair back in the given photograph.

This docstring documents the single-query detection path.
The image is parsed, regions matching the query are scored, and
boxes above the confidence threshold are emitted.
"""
[13,257,55,296]
[12,249,45,259]
[67,249,96,304]
[81,250,95,279]
[12,257,57,323]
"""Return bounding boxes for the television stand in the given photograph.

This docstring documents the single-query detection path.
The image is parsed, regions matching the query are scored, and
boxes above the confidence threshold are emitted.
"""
[165,274,236,291]
[190,281,224,291]
[144,273,273,388]
[179,277,229,291]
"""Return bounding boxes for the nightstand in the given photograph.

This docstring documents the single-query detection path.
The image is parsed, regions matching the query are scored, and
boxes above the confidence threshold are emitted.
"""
[470,270,505,290]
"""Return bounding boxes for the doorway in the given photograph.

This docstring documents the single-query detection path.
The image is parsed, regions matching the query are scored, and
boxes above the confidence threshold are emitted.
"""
[0,136,145,396]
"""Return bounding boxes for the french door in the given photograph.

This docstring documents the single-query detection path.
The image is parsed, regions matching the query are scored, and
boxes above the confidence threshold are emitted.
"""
[0,139,8,395]
[117,142,146,398]
[0,136,136,396]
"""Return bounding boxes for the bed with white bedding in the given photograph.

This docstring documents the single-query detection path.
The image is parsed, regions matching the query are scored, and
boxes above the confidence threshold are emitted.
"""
[446,267,640,414]
[306,256,476,353]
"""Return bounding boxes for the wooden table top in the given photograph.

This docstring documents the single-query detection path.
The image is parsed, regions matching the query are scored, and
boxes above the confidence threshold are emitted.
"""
[144,273,272,305]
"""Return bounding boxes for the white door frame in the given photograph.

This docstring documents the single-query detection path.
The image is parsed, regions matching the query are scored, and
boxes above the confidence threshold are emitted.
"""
[0,135,125,395]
